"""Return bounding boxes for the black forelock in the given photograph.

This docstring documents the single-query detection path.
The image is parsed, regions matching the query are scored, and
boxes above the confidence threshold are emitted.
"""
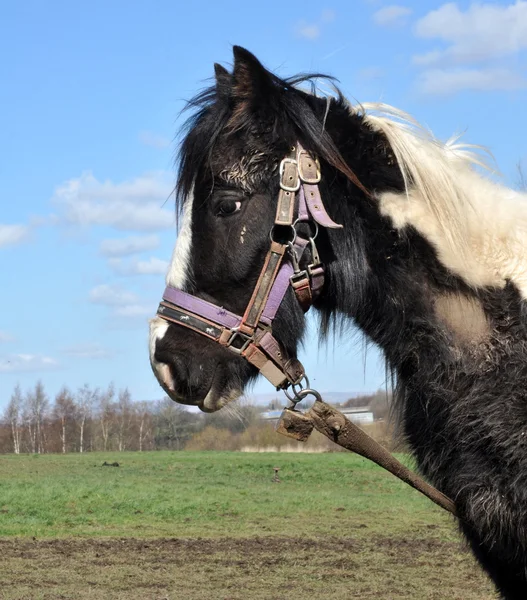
[175,68,368,214]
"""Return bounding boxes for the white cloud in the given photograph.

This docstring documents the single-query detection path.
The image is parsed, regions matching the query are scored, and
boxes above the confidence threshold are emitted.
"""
[357,66,385,80]
[296,22,321,40]
[0,331,14,343]
[321,9,336,22]
[89,284,152,322]
[295,9,335,40]
[0,354,60,373]
[412,2,527,95]
[132,257,169,275]
[417,66,527,95]
[52,171,175,232]
[414,2,527,66]
[373,5,412,27]
[62,342,111,359]
[0,224,30,248]
[89,284,138,306]
[100,234,160,257]
[113,304,152,318]
[139,131,171,149]
[108,256,169,276]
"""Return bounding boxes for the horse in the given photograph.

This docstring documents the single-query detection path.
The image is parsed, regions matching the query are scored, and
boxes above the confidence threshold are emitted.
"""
[149,46,527,598]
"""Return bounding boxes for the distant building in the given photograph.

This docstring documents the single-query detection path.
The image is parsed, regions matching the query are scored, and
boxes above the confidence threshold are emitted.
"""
[261,405,374,424]
[338,407,374,424]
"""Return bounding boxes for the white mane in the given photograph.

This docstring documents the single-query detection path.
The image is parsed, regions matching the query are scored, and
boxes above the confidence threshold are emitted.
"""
[353,102,527,299]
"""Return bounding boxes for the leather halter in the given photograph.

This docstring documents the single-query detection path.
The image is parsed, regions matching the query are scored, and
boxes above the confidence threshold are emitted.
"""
[156,143,342,391]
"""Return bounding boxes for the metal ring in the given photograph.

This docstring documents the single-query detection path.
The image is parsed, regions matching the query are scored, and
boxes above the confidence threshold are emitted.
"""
[293,218,318,241]
[295,388,322,403]
[269,224,297,244]
[283,375,310,403]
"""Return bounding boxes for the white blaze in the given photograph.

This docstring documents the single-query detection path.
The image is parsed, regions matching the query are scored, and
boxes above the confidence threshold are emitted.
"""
[149,317,170,387]
[149,193,194,390]
[166,192,194,290]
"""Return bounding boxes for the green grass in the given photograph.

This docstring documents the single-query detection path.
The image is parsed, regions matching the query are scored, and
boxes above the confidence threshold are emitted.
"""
[1,451,450,540]
[0,452,496,599]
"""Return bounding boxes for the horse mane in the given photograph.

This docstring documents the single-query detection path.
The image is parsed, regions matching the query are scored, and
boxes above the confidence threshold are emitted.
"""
[356,103,495,266]
[355,102,527,296]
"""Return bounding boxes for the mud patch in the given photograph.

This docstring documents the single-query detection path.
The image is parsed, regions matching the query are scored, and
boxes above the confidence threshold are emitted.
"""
[0,535,494,600]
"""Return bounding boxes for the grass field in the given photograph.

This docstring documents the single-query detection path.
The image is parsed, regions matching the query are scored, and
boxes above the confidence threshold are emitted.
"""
[0,451,495,599]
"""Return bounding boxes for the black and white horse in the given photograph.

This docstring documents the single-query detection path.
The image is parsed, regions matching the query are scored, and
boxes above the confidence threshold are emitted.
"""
[149,47,527,598]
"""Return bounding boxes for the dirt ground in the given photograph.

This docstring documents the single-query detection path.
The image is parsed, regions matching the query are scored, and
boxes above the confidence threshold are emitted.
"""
[0,536,495,600]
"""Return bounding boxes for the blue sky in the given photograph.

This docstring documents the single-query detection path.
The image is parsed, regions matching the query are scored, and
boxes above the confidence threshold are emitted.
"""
[1,0,526,408]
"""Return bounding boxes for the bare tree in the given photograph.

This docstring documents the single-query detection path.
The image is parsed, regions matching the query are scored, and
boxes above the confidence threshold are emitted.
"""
[154,398,197,450]
[4,384,23,454]
[22,392,36,453]
[116,388,132,451]
[35,381,49,453]
[98,383,115,451]
[76,384,97,453]
[135,401,152,452]
[53,387,76,453]
[22,381,49,453]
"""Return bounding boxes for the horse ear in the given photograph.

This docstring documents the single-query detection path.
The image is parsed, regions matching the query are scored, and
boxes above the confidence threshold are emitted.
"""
[214,63,232,98]
[214,64,230,85]
[231,46,273,100]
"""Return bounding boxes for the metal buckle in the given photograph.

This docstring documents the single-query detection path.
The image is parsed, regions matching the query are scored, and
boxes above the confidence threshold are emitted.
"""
[307,263,322,277]
[226,328,253,355]
[298,151,321,184]
[290,270,309,286]
[279,158,300,192]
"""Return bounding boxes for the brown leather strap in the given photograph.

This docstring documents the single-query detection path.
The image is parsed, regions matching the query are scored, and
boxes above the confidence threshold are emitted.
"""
[291,273,312,311]
[157,303,222,341]
[241,329,305,388]
[240,242,287,334]
[243,343,289,388]
[275,189,296,226]
[275,148,299,226]
[302,400,457,516]
[297,149,321,184]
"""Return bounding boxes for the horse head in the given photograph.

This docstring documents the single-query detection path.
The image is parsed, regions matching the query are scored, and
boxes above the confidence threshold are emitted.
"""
[148,46,392,412]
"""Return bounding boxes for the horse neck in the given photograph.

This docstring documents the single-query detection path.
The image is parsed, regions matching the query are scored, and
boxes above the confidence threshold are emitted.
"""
[314,106,527,592]
[318,168,523,481]
[322,211,451,377]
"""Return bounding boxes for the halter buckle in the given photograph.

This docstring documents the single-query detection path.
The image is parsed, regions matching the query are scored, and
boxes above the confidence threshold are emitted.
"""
[279,158,300,192]
[226,328,253,355]
[290,270,309,286]
[298,151,321,184]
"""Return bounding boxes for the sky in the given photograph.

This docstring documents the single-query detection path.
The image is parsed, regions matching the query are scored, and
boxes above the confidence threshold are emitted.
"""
[1,0,527,408]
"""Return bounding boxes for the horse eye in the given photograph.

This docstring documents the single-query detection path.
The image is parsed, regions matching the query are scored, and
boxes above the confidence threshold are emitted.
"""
[217,200,242,217]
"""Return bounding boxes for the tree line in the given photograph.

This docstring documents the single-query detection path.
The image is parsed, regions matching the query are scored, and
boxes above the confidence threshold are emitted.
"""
[0,381,391,454]
[0,381,274,454]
